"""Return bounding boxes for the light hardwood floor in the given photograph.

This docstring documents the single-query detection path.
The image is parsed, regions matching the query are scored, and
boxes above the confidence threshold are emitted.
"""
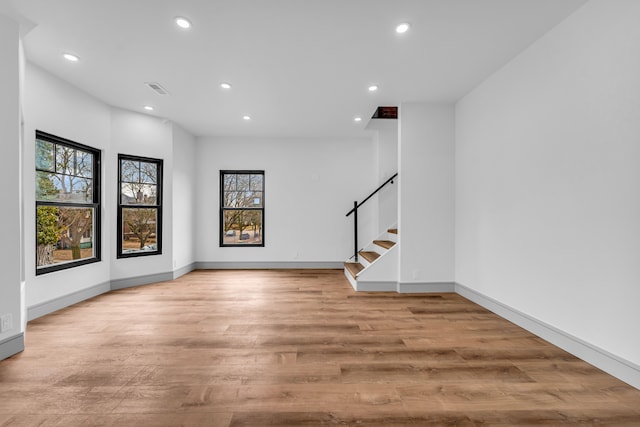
[1,269,639,426]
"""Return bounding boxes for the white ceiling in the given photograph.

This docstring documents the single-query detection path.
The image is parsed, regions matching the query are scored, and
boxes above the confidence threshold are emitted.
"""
[3,0,587,139]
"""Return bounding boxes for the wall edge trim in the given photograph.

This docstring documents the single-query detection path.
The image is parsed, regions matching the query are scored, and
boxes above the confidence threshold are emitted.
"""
[0,333,24,361]
[356,281,397,292]
[195,261,344,269]
[110,271,174,291]
[398,281,456,293]
[455,282,640,390]
[27,281,110,321]
[173,263,197,280]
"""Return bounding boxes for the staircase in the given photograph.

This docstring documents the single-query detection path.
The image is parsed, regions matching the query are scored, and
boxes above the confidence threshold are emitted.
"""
[344,227,399,291]
[344,172,398,291]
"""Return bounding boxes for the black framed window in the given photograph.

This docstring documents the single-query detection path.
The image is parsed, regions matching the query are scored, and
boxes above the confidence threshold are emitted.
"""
[35,131,101,275]
[220,170,264,247]
[117,154,163,258]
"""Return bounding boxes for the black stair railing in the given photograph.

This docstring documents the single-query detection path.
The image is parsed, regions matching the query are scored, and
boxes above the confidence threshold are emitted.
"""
[345,172,398,263]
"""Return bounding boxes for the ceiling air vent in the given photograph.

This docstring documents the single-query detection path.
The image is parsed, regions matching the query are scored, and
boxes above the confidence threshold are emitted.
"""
[145,82,169,95]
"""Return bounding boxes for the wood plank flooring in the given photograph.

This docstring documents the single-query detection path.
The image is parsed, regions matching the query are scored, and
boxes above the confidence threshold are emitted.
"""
[1,269,639,426]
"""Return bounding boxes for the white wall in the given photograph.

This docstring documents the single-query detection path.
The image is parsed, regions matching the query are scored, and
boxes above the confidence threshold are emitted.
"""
[398,103,455,285]
[0,15,23,348]
[172,124,197,273]
[369,119,398,235]
[456,0,640,367]
[109,108,174,280]
[22,62,192,312]
[195,136,376,265]
[23,63,112,308]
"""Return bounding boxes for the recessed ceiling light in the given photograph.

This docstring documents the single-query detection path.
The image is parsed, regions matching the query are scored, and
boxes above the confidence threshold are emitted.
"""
[396,22,410,34]
[368,85,379,92]
[220,82,232,89]
[63,53,79,62]
[242,115,251,121]
[354,117,363,123]
[175,17,192,29]
[143,105,154,111]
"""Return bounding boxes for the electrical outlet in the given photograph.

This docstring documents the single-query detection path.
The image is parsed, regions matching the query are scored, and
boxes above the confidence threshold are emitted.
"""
[0,314,13,332]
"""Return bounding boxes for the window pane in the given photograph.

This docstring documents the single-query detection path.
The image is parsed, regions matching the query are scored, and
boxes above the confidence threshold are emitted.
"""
[223,174,236,191]
[36,206,94,268]
[222,210,263,245]
[36,171,60,200]
[56,146,76,175]
[36,139,54,171]
[76,150,93,178]
[120,160,140,183]
[236,174,250,191]
[139,162,157,184]
[121,183,157,205]
[249,174,263,191]
[121,208,158,254]
[223,191,239,208]
[234,191,262,208]
[251,191,262,207]
[36,172,92,203]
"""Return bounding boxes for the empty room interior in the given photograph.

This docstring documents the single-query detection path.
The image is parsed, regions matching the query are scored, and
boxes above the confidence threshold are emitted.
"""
[1,0,640,424]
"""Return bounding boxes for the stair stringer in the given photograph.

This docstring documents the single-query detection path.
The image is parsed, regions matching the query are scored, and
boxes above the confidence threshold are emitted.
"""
[354,244,398,291]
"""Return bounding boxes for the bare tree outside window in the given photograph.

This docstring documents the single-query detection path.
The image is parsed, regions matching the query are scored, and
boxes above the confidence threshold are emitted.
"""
[35,131,101,274]
[118,154,163,257]
[220,171,264,247]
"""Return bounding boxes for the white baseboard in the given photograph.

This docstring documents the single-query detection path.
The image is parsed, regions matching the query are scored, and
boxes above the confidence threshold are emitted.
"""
[27,263,338,322]
[27,281,110,321]
[196,261,343,269]
[455,282,640,390]
[0,333,24,360]
[173,263,197,280]
[27,266,194,322]
[357,281,396,292]
[110,271,174,290]
[398,282,456,293]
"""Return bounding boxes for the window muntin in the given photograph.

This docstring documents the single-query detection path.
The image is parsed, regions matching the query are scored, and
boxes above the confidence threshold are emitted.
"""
[220,171,264,247]
[118,154,163,257]
[35,131,101,274]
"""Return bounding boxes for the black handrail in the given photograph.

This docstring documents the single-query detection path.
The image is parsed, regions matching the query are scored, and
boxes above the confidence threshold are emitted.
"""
[346,173,398,217]
[346,173,398,263]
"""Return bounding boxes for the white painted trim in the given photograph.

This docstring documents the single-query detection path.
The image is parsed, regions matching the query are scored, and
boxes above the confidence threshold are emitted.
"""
[196,261,343,269]
[0,333,24,360]
[357,281,396,292]
[27,281,110,321]
[455,282,640,390]
[173,262,197,280]
[398,282,456,293]
[110,272,174,290]
[27,269,185,323]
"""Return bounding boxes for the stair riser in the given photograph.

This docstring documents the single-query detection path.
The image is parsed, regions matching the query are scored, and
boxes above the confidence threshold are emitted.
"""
[344,224,398,290]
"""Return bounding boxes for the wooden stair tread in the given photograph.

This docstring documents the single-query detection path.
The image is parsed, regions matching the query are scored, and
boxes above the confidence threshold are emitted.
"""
[344,262,364,278]
[373,240,396,250]
[388,228,398,234]
[359,251,380,263]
